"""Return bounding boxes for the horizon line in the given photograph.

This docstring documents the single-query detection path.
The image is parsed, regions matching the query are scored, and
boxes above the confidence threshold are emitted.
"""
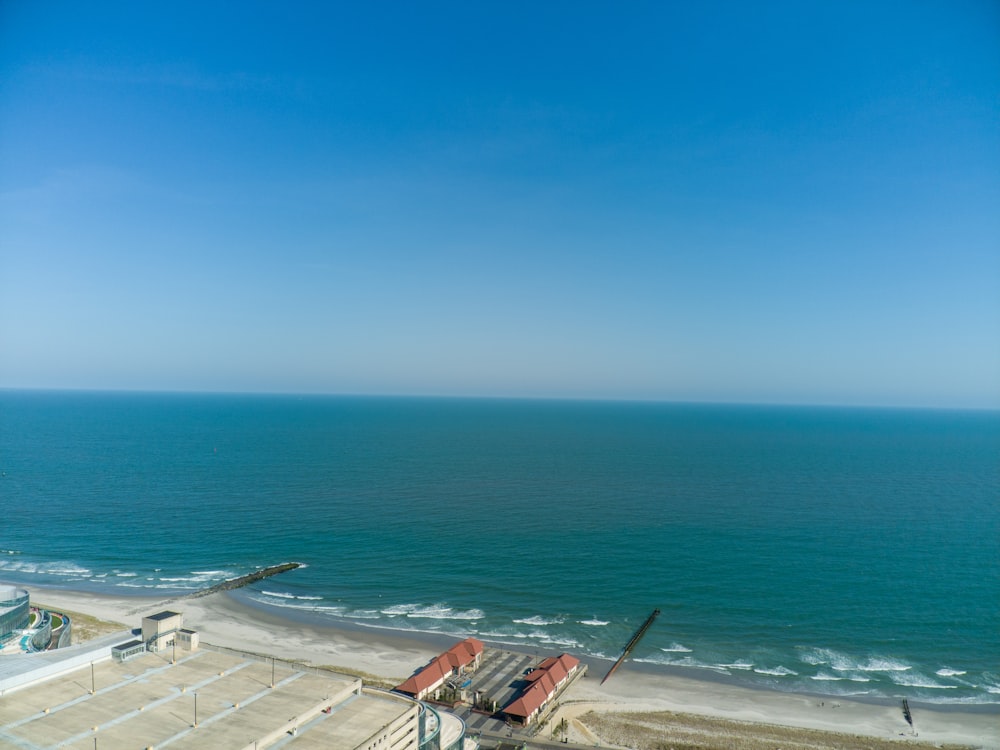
[1,385,997,414]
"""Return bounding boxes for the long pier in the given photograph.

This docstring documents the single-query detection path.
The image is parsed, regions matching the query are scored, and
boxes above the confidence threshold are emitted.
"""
[601,608,660,684]
[190,562,302,598]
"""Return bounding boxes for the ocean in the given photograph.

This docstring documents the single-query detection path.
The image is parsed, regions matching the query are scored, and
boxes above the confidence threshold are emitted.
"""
[1,390,997,705]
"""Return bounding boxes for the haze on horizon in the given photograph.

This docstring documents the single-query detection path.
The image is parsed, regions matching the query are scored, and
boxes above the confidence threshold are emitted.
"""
[1,2,998,410]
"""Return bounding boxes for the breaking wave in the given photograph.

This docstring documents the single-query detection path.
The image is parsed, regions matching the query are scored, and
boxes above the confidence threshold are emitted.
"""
[754,666,798,677]
[513,615,564,626]
[381,603,484,620]
[661,643,692,653]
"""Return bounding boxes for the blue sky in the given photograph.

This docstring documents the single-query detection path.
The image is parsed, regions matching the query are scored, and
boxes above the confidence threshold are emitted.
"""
[1,1,998,408]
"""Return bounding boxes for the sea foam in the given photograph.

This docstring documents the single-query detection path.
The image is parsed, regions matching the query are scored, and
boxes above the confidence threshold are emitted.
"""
[513,615,563,626]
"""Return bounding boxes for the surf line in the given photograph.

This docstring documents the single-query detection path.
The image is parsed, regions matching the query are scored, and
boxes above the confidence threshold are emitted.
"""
[601,608,660,684]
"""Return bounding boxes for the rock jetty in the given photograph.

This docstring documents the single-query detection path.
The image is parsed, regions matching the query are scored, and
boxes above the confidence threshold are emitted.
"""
[190,562,302,598]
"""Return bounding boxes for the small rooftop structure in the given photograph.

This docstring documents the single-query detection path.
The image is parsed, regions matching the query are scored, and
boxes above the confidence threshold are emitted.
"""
[145,610,181,621]
[111,639,146,663]
[142,610,184,653]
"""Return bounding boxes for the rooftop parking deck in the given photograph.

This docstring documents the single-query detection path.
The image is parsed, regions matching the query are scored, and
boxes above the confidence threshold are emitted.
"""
[0,647,392,750]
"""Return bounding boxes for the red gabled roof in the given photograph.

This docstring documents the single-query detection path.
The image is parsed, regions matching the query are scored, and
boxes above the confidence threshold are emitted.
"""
[503,653,580,719]
[395,656,448,696]
[456,637,484,659]
[554,653,579,676]
[503,680,549,719]
[445,637,484,668]
[395,638,484,696]
[537,658,568,685]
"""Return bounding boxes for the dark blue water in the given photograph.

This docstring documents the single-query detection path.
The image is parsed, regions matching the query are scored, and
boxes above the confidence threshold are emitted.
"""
[1,390,997,703]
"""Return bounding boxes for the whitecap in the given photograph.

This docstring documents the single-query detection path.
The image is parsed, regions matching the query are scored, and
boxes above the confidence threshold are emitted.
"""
[661,643,692,653]
[797,647,911,675]
[346,609,381,620]
[658,657,732,674]
[579,619,609,626]
[754,666,798,677]
[381,603,419,616]
[891,672,957,689]
[798,647,840,666]
[261,591,296,599]
[45,566,92,575]
[719,662,754,671]
[416,607,484,621]
[381,603,483,620]
[858,657,912,673]
[513,615,563,626]
[830,655,911,673]
[540,637,582,648]
[936,668,967,677]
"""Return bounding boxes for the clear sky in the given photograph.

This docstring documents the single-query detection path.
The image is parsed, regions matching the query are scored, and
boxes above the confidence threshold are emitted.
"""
[1,1,998,408]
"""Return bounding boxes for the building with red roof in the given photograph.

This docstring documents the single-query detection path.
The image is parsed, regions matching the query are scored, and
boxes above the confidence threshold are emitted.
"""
[394,637,484,701]
[502,653,581,726]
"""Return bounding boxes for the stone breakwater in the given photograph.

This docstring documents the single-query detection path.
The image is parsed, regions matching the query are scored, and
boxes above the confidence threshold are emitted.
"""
[190,562,302,598]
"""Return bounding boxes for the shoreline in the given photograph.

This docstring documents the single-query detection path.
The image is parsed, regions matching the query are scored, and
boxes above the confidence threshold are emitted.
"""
[14,582,999,748]
[229,589,1000,716]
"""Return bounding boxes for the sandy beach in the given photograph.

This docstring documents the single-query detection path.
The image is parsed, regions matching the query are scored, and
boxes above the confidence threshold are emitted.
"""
[26,586,1000,749]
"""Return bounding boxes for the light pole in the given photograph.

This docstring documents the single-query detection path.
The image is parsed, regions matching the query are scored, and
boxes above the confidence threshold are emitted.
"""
[194,692,198,728]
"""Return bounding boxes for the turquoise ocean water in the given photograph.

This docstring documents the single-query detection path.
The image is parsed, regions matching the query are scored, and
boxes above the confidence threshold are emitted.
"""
[1,390,997,705]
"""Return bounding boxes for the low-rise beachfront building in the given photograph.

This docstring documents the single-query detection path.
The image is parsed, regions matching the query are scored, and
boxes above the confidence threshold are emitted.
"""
[395,638,484,702]
[502,653,580,727]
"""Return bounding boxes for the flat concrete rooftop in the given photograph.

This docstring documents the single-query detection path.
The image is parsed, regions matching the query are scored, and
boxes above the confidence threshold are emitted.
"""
[0,647,412,750]
[279,692,417,750]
